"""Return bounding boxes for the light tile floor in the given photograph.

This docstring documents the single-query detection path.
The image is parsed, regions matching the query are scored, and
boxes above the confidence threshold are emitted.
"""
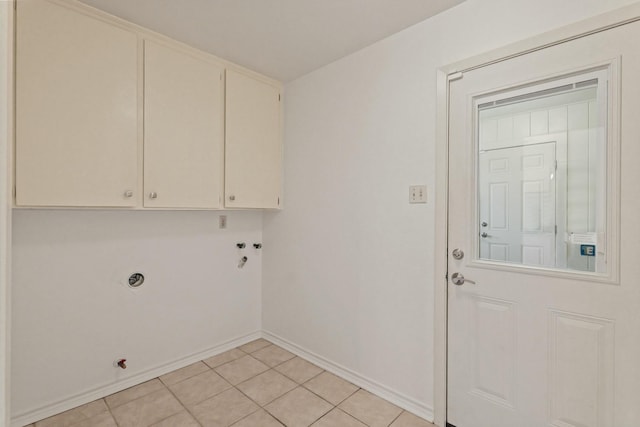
[28,339,435,427]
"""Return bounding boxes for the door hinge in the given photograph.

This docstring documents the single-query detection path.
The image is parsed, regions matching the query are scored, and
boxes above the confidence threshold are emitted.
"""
[278,94,281,101]
[555,225,558,235]
[448,71,463,82]
[13,185,16,198]
[277,197,280,205]
[445,272,448,280]
[555,160,558,170]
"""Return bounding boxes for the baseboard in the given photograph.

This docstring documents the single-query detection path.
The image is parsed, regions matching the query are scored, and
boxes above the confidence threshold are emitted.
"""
[12,330,435,426]
[262,330,435,423]
[11,331,262,427]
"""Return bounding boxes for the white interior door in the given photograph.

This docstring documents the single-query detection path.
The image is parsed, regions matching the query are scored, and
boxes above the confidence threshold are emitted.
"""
[479,142,557,267]
[447,20,640,427]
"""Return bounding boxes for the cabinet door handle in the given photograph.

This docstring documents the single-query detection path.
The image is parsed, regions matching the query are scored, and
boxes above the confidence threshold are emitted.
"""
[149,192,158,199]
[229,195,236,201]
[124,190,133,198]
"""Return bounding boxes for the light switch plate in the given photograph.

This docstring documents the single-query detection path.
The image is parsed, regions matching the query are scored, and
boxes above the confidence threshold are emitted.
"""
[409,185,427,203]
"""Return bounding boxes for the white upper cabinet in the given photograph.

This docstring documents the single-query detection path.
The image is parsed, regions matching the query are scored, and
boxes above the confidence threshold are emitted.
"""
[143,40,224,209]
[225,69,282,209]
[15,0,283,210]
[16,0,138,207]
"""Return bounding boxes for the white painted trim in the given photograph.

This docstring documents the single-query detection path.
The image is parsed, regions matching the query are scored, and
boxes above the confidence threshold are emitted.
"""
[433,3,640,426]
[10,331,262,427]
[433,69,450,427]
[441,2,640,77]
[0,2,14,426]
[262,330,435,423]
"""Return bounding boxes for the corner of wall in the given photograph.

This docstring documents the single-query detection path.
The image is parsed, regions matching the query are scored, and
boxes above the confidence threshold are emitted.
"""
[0,1,15,425]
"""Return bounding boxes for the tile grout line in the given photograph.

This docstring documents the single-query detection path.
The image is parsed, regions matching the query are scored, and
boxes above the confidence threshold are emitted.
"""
[263,384,336,427]
[43,399,117,427]
[103,398,122,427]
[104,379,166,411]
[205,341,363,427]
[340,389,405,427]
[232,365,301,421]
[261,408,289,427]
[387,410,405,427]
[108,381,193,427]
[227,351,334,427]
[304,402,336,427]
[254,342,406,426]
[304,385,367,425]
[204,347,249,371]
[162,349,269,426]
[310,406,371,427]
[163,347,261,425]
[340,407,372,427]
[275,362,326,385]
[228,348,331,426]
[213,342,291,425]
[160,379,204,427]
[161,345,270,426]
[106,365,214,427]
[301,378,361,408]
[225,384,266,426]
[158,360,212,388]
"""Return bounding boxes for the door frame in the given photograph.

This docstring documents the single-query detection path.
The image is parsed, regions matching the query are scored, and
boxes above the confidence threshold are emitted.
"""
[0,1,14,426]
[433,3,640,426]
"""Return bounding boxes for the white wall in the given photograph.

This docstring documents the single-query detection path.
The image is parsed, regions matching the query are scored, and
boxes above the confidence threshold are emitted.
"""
[11,210,263,419]
[262,0,638,419]
[1,2,12,426]
[9,0,640,423]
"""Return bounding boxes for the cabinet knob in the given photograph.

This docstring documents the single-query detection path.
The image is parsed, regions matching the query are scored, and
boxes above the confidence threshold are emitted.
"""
[124,190,133,198]
[149,192,158,199]
[229,195,236,201]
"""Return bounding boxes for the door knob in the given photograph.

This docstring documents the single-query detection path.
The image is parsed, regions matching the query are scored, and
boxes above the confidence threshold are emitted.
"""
[481,232,490,238]
[451,272,476,286]
[452,248,464,260]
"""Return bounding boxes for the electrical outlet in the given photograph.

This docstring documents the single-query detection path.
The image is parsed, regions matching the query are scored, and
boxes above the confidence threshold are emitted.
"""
[219,215,227,229]
[409,185,427,203]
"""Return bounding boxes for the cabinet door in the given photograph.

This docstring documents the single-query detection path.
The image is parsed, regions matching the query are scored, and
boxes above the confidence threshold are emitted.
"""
[16,0,138,207]
[225,69,282,209]
[144,41,224,208]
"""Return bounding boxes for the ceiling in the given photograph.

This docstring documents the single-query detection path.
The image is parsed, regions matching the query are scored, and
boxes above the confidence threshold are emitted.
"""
[78,0,466,82]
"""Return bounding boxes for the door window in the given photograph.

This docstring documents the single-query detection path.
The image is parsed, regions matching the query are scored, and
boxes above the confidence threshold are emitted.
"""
[476,71,608,273]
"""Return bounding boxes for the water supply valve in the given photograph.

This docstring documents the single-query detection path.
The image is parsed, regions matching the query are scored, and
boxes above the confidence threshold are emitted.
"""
[238,256,248,269]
